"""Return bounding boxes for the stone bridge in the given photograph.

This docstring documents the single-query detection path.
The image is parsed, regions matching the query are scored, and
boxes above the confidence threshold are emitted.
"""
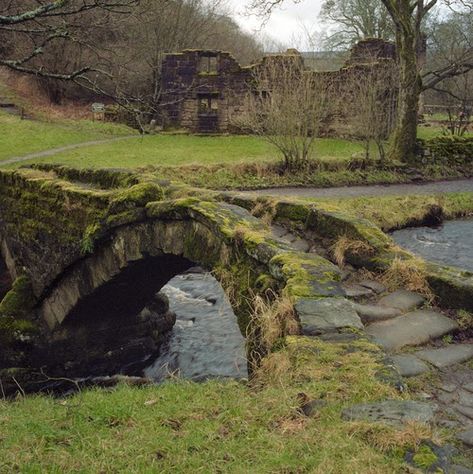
[1,165,472,393]
[0,165,345,388]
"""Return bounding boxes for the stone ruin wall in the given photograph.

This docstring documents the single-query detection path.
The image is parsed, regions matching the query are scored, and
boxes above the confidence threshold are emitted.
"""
[159,39,398,136]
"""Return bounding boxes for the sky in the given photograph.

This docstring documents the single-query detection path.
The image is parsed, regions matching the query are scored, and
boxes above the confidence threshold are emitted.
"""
[227,0,325,50]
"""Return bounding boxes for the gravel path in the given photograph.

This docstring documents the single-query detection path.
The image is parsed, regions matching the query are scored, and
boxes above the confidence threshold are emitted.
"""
[0,135,137,167]
[240,179,473,199]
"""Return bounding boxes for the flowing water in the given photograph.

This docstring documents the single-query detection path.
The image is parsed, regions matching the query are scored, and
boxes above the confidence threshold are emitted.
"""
[391,219,473,272]
[144,269,248,381]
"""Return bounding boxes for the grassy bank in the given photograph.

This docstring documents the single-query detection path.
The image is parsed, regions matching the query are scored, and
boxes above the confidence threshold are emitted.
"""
[0,338,427,473]
[312,192,473,231]
[0,112,135,162]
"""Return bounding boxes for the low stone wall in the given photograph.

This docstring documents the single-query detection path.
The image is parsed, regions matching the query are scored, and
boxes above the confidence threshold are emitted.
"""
[223,193,473,312]
[417,136,473,167]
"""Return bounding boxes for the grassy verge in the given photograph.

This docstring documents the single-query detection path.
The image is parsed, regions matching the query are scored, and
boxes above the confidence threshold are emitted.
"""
[311,192,473,232]
[0,337,428,473]
[3,134,364,168]
[0,112,135,162]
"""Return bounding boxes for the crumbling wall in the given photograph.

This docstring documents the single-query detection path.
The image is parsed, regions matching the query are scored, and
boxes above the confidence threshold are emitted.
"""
[160,39,398,136]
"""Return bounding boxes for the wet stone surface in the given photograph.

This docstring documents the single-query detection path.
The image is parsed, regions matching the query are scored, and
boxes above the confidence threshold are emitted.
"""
[392,219,473,272]
[144,270,248,382]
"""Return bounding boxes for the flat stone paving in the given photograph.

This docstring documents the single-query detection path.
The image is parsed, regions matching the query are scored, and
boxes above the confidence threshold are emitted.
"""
[296,297,363,335]
[366,309,459,352]
[342,400,437,427]
[377,289,425,313]
[390,354,430,377]
[416,345,473,369]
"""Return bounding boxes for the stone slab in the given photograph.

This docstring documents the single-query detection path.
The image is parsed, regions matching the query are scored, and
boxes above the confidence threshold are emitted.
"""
[290,238,311,253]
[366,310,459,352]
[359,280,386,294]
[342,284,373,298]
[463,382,473,394]
[454,404,473,420]
[378,290,425,312]
[459,389,473,408]
[295,297,363,335]
[457,428,473,447]
[415,344,473,369]
[391,354,430,377]
[342,400,436,426]
[451,465,473,474]
[353,303,402,323]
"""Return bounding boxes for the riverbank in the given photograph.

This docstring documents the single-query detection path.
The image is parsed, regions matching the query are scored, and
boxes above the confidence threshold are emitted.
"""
[0,338,410,473]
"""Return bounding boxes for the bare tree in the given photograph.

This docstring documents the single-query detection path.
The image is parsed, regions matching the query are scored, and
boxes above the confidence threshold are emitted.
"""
[319,0,395,49]
[233,53,333,171]
[345,60,398,161]
[0,0,137,80]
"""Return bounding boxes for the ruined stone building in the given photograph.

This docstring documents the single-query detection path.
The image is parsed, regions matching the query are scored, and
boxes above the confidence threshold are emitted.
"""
[159,39,398,135]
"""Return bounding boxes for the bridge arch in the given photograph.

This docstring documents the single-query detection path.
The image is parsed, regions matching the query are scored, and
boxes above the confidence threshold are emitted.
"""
[0,167,343,383]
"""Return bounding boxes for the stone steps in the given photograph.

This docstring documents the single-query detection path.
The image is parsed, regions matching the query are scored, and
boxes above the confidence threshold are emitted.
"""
[391,345,473,377]
[365,309,459,352]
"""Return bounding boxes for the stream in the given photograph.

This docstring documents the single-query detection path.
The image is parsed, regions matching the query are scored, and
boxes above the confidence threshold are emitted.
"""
[144,269,248,381]
[391,219,473,272]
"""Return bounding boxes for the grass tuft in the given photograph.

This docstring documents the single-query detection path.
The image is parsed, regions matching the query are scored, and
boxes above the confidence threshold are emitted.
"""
[381,256,434,301]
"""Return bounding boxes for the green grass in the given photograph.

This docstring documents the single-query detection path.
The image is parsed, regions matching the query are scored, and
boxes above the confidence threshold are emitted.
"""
[0,338,417,473]
[417,124,472,140]
[0,112,136,162]
[310,192,473,231]
[3,133,364,169]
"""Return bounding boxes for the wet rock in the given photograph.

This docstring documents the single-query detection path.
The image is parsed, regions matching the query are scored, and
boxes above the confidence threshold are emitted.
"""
[353,303,402,323]
[415,344,473,369]
[366,310,459,352]
[342,400,436,426]
[391,354,430,377]
[295,297,363,335]
[378,290,425,313]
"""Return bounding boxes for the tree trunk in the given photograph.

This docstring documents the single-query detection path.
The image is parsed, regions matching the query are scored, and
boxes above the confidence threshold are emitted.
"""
[389,32,421,163]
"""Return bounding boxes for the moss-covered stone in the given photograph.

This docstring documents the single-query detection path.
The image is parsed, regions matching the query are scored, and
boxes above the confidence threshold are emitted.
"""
[0,276,35,319]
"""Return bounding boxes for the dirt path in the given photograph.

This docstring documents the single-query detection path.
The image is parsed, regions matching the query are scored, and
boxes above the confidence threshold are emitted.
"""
[0,135,138,167]
[240,179,473,199]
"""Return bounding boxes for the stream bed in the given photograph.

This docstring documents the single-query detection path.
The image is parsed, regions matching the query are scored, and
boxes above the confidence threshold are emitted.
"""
[144,269,248,381]
[391,219,473,272]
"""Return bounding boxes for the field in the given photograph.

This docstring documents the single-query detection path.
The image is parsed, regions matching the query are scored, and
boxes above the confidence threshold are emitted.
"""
[0,112,135,162]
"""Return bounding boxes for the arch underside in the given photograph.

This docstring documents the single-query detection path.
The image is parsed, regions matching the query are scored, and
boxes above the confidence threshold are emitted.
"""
[35,216,263,378]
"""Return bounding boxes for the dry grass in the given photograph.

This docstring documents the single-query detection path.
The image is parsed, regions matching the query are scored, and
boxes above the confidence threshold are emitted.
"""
[330,235,375,268]
[381,256,434,301]
[251,198,278,226]
[347,421,443,454]
[247,293,299,353]
[254,351,293,386]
